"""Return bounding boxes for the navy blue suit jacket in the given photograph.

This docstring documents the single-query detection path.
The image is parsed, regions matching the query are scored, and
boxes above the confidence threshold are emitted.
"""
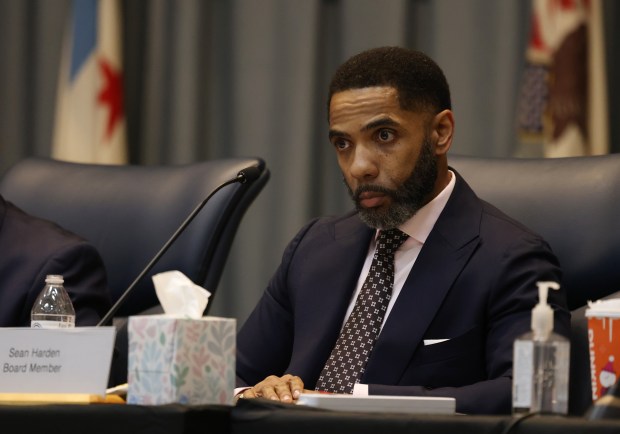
[236,171,571,414]
[0,195,111,327]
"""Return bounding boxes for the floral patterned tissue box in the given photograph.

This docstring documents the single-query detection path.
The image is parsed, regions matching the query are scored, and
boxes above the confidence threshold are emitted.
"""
[127,315,235,405]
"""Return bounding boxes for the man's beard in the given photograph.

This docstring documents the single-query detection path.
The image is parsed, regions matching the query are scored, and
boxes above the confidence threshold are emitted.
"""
[345,137,438,229]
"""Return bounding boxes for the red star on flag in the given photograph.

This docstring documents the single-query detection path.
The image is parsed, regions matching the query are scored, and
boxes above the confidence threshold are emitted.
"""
[97,57,124,141]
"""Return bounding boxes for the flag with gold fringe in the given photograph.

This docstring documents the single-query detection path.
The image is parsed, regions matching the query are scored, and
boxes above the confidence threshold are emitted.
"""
[516,0,608,157]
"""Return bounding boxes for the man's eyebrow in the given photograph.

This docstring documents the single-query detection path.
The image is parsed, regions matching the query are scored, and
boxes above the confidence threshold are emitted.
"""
[328,129,347,140]
[328,117,400,140]
[362,117,400,132]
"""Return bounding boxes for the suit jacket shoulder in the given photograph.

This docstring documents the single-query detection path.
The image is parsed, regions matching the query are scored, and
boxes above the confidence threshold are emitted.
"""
[0,196,111,326]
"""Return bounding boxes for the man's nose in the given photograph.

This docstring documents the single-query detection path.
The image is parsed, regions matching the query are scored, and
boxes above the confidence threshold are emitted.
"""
[349,144,378,181]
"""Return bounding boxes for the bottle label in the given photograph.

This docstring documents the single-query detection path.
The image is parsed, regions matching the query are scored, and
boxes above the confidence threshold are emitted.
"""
[31,319,75,329]
[513,339,534,409]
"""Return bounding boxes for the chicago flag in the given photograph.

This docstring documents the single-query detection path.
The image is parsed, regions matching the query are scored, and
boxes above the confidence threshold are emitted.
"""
[52,0,127,164]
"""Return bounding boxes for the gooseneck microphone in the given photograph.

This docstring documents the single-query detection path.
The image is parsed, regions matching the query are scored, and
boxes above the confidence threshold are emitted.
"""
[97,165,261,326]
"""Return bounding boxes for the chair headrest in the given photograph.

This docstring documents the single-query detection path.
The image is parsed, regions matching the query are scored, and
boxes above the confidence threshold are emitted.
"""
[0,157,269,315]
[449,153,620,310]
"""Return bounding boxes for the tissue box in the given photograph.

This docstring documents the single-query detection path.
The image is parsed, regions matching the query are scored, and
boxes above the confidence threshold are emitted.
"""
[127,315,235,405]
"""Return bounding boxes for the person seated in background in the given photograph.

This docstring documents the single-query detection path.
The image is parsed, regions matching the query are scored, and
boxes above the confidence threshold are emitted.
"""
[235,46,571,414]
[0,193,111,327]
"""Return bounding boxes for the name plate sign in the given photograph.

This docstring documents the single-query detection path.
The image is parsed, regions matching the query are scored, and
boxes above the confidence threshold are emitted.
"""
[0,327,116,396]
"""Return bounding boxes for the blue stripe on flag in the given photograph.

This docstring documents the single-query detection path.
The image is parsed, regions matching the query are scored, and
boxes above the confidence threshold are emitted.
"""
[70,0,98,81]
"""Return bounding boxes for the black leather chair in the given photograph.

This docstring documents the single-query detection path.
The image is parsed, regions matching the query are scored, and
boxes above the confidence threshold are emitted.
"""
[449,153,620,416]
[0,157,269,383]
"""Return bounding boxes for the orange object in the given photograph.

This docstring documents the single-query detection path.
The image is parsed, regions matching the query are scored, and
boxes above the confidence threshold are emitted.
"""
[587,309,620,400]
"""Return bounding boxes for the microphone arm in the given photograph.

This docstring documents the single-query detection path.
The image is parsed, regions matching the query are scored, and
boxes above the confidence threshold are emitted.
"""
[97,167,260,326]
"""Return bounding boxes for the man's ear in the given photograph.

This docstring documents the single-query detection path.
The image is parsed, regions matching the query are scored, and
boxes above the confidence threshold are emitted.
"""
[431,109,454,156]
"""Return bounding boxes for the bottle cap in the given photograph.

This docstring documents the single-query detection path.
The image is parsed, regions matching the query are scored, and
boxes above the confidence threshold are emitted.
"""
[532,281,560,340]
[45,274,64,284]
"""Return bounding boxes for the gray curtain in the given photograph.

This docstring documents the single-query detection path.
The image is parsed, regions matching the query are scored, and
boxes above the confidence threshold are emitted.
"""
[1,0,618,326]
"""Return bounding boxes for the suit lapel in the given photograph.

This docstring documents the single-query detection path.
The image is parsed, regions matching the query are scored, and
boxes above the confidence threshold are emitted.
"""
[298,215,374,384]
[320,216,374,336]
[363,172,483,385]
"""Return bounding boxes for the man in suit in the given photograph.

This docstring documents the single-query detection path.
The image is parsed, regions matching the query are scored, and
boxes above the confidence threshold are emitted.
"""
[0,193,111,327]
[236,47,570,414]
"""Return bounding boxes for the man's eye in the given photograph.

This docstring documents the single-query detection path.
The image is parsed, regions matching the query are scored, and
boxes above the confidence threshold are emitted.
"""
[334,139,350,150]
[377,129,394,141]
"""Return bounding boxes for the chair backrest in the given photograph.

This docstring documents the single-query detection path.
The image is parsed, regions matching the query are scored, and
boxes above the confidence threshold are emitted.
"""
[449,153,620,311]
[449,153,620,415]
[0,157,269,316]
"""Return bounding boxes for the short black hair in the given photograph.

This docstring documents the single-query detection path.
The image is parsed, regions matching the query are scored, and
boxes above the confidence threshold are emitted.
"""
[328,46,451,115]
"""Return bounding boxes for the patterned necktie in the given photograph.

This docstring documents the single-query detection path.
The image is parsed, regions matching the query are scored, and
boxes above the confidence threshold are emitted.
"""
[315,228,409,394]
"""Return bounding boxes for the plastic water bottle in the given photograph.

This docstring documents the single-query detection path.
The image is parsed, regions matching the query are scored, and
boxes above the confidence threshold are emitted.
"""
[31,275,76,328]
[512,281,570,414]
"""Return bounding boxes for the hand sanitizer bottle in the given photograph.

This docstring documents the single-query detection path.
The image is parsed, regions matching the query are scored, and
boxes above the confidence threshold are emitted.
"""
[512,281,570,415]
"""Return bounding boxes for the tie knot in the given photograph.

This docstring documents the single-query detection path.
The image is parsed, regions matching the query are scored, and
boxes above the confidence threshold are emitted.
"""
[376,228,408,256]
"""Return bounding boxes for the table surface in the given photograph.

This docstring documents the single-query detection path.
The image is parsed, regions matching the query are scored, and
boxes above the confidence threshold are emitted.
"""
[0,402,230,434]
[232,399,620,434]
[2,398,620,434]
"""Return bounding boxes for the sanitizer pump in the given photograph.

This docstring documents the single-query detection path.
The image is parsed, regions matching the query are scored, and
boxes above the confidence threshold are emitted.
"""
[512,281,570,414]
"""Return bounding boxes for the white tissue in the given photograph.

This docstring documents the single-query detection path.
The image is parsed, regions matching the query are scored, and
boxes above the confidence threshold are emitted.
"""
[152,271,211,319]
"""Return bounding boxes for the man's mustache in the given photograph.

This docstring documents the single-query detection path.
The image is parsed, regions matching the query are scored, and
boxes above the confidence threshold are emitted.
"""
[353,184,398,202]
